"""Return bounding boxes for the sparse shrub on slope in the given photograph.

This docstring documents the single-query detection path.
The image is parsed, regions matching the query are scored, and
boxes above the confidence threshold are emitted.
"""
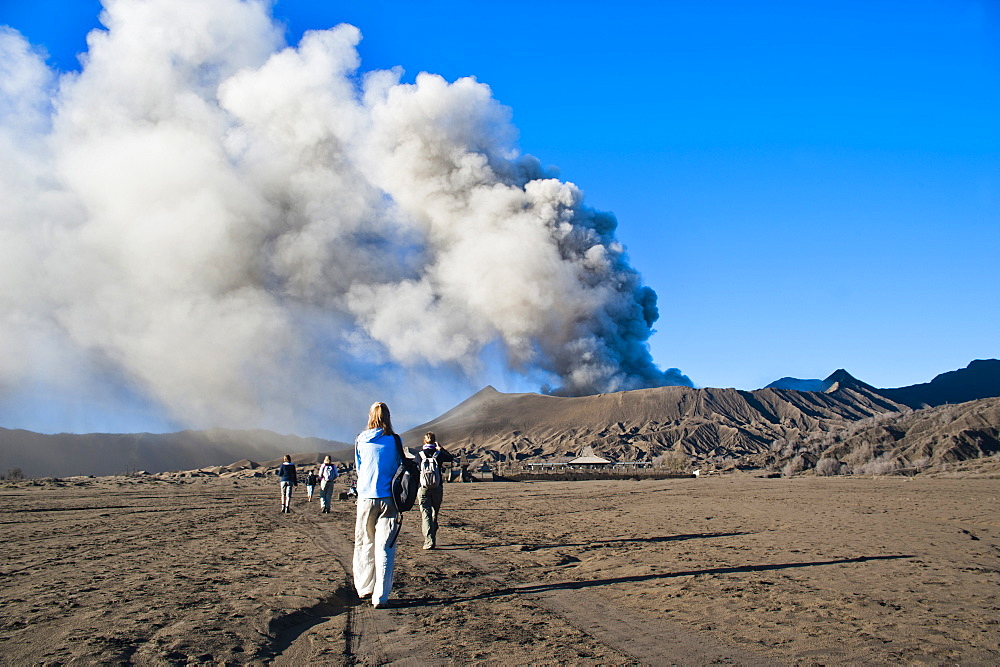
[782,455,806,477]
[854,453,903,476]
[815,458,843,476]
[654,450,691,474]
[840,441,875,471]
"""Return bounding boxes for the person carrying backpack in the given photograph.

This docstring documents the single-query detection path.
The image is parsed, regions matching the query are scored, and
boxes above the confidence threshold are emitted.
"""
[353,402,404,608]
[317,455,339,513]
[417,432,455,550]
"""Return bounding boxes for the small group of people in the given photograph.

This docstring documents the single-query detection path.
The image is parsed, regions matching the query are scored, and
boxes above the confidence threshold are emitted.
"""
[277,401,454,609]
[274,453,340,513]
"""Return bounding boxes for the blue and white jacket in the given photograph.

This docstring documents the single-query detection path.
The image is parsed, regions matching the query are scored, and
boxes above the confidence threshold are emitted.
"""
[354,428,402,499]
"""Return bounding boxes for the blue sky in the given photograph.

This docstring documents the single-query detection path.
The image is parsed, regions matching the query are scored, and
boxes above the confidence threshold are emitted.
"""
[2,0,998,436]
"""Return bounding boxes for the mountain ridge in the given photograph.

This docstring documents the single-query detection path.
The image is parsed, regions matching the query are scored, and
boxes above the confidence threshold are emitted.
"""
[4,359,999,477]
[402,380,913,465]
[878,359,1000,409]
[401,359,1000,467]
[766,360,999,407]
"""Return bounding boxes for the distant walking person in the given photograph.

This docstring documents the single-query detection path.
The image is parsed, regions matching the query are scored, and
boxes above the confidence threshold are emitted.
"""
[317,455,339,513]
[417,432,455,550]
[305,470,319,502]
[276,455,297,513]
[353,402,404,608]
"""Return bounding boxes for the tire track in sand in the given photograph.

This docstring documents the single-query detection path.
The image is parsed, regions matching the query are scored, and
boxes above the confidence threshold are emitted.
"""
[267,506,401,666]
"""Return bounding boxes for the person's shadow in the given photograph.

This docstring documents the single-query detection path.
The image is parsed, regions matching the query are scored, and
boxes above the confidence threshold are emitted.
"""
[394,553,916,607]
[435,531,750,551]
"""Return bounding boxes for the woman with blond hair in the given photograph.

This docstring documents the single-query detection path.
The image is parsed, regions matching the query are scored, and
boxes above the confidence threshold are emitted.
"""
[275,454,297,513]
[317,455,338,513]
[353,402,404,608]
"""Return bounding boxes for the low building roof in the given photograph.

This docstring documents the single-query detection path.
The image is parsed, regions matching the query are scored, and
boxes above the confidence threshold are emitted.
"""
[568,455,613,465]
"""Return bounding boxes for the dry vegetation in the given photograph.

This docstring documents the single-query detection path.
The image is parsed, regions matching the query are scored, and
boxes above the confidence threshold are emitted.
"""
[767,398,1000,478]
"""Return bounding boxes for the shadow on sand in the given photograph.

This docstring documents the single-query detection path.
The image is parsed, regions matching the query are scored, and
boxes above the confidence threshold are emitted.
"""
[436,531,750,551]
[396,554,916,608]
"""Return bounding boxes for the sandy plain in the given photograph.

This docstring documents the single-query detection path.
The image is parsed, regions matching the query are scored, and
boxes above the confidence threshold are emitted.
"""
[1,474,998,665]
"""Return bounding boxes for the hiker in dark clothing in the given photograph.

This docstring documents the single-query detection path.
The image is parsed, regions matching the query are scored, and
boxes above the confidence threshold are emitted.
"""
[276,454,297,513]
[416,432,455,549]
[306,470,319,502]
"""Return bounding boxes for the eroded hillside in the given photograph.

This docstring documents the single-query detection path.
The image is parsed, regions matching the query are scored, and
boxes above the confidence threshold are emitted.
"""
[402,380,913,466]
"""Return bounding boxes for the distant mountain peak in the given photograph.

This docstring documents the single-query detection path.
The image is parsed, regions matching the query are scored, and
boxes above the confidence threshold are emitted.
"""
[822,369,875,391]
[824,369,855,383]
[767,368,874,393]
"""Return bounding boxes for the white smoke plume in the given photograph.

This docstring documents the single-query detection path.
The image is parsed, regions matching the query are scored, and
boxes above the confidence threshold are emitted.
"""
[0,0,689,436]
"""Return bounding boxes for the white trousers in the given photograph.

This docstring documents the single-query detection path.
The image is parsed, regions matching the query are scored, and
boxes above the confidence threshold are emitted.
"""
[353,497,400,605]
[279,481,293,508]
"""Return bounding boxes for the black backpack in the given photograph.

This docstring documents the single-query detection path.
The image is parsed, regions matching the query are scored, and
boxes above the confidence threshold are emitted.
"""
[390,434,419,512]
